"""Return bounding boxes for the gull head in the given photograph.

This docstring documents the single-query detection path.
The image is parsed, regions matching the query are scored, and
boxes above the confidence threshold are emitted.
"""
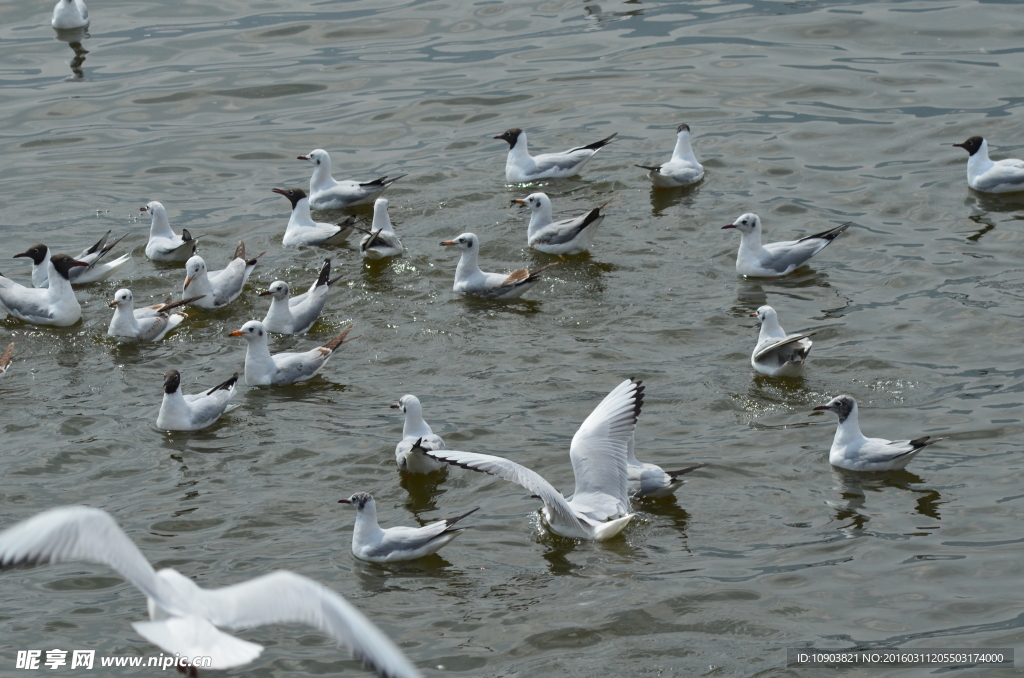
[338,491,373,511]
[259,281,290,300]
[298,149,329,166]
[493,128,523,149]
[109,289,133,308]
[50,254,89,280]
[440,233,478,252]
[750,305,777,324]
[813,394,856,424]
[722,213,761,235]
[163,369,181,395]
[272,187,307,209]
[14,244,49,266]
[390,394,421,414]
[141,201,165,216]
[511,192,549,212]
[183,255,207,290]
[229,320,267,341]
[676,122,691,135]
[953,136,984,157]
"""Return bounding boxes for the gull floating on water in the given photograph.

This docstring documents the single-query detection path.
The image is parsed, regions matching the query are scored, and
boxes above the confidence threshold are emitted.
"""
[512,192,611,255]
[183,242,263,310]
[953,136,1024,193]
[142,202,199,262]
[338,492,478,562]
[495,128,617,183]
[392,394,447,473]
[229,320,355,386]
[273,187,357,247]
[441,233,558,300]
[358,199,403,260]
[814,394,942,471]
[108,289,203,342]
[260,259,339,335]
[723,213,849,277]
[0,254,86,326]
[750,305,814,377]
[0,506,423,678]
[15,232,129,287]
[0,343,13,380]
[298,150,404,210]
[422,378,643,540]
[157,369,238,431]
[51,0,88,29]
[626,433,705,498]
[636,123,705,188]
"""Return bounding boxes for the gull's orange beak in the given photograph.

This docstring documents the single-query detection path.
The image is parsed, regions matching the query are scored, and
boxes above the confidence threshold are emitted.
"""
[440,240,457,246]
[297,155,309,160]
[228,330,244,337]
[109,300,119,308]
[183,277,193,289]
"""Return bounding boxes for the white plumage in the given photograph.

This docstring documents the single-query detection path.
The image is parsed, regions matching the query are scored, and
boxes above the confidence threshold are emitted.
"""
[156,370,237,431]
[750,305,814,377]
[636,123,704,188]
[230,320,355,386]
[723,213,849,277]
[495,128,617,183]
[392,394,447,473]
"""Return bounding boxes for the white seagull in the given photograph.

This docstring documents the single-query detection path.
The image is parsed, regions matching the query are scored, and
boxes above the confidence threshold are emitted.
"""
[183,242,263,310]
[0,254,86,327]
[421,378,643,541]
[157,369,238,432]
[338,493,478,563]
[636,123,705,188]
[15,232,130,287]
[626,433,705,498]
[723,213,849,277]
[142,202,200,262]
[358,199,403,260]
[108,289,203,342]
[0,343,13,380]
[441,233,557,300]
[391,394,447,473]
[0,506,423,678]
[512,192,611,255]
[229,321,355,386]
[273,187,357,248]
[260,259,339,335]
[953,136,1024,193]
[298,150,405,210]
[495,128,617,183]
[51,0,88,29]
[814,394,942,472]
[750,305,814,377]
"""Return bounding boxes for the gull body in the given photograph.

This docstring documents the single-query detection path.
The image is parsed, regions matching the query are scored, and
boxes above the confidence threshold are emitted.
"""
[513,193,611,256]
[0,254,86,326]
[626,433,705,498]
[423,379,644,540]
[495,128,617,183]
[229,320,355,386]
[261,259,337,335]
[723,213,849,277]
[359,199,403,260]
[0,506,423,678]
[298,150,404,210]
[51,0,88,29]
[108,289,202,342]
[392,395,447,473]
[0,343,13,380]
[636,123,705,188]
[338,493,477,563]
[183,242,263,310]
[273,187,356,248]
[142,202,199,262]
[814,395,941,472]
[953,136,1024,193]
[157,370,238,431]
[750,305,814,377]
[441,233,557,300]
[16,232,130,288]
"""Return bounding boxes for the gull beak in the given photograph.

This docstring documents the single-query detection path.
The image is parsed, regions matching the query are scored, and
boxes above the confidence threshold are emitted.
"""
[183,276,193,289]
[338,498,352,504]
[493,134,504,140]
[228,330,244,337]
[258,290,273,296]
[72,260,89,268]
[812,405,829,411]
[749,312,757,317]
[440,240,457,247]
[271,188,286,195]
[390,403,400,409]
[297,155,309,160]
[511,199,527,208]
[109,300,119,308]
[139,206,148,212]
[952,143,965,148]
[13,252,29,259]
[722,224,736,230]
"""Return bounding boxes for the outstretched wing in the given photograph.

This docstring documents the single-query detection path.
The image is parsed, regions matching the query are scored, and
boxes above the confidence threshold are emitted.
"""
[753,333,815,362]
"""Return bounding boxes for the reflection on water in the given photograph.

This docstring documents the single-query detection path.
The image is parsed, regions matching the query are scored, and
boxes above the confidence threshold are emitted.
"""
[53,27,89,81]
[399,468,449,514]
[827,467,943,536]
[647,182,702,217]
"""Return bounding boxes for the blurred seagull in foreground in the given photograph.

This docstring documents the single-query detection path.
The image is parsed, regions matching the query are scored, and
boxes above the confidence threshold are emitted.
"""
[392,395,447,473]
[298,150,404,210]
[626,433,706,498]
[273,187,356,248]
[15,232,129,287]
[723,213,849,277]
[953,136,1024,193]
[495,128,617,183]
[108,289,204,342]
[260,259,339,335]
[51,0,88,29]
[358,199,403,260]
[183,242,263,310]
[142,202,199,262]
[750,305,814,377]
[229,321,355,386]
[0,343,13,380]
[636,123,705,188]
[441,233,558,300]
[0,254,87,326]
[512,192,612,255]
[157,369,238,431]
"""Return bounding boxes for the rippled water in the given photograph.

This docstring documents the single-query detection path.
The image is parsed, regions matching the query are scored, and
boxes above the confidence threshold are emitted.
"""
[2,0,1024,675]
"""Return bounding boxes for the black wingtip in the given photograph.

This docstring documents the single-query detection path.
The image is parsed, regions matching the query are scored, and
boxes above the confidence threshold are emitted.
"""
[583,132,617,151]
[635,164,660,172]
[205,373,239,395]
[667,463,707,480]
[444,506,481,530]
[631,378,645,422]
[316,258,331,287]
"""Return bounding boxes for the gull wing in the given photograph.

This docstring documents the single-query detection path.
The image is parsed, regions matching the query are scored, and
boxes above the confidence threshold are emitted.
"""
[975,162,1024,192]
[753,333,815,362]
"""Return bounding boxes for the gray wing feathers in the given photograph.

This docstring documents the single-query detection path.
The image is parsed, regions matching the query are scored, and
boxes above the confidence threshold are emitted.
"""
[753,333,815,362]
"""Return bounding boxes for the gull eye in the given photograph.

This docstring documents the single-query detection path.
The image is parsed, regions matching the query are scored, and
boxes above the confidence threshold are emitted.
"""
[259,330,263,336]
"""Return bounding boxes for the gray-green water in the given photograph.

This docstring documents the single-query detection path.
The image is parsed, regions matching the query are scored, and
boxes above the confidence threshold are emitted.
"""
[2,0,1024,676]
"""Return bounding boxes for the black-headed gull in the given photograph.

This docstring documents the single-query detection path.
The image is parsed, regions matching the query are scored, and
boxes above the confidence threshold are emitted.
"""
[142,202,199,262]
[0,254,87,326]
[953,136,1024,193]
[512,192,611,255]
[814,395,942,471]
[15,232,129,287]
[51,0,88,29]
[750,305,814,377]
[108,289,203,342]
[273,187,357,248]
[723,213,849,277]
[183,242,263,310]
[260,259,338,335]
[0,343,13,379]
[229,321,355,386]
[495,128,617,183]
[0,506,423,678]
[441,233,558,300]
[338,492,478,563]
[636,123,705,188]
[392,394,447,473]
[298,150,405,210]
[626,433,705,498]
[422,378,643,541]
[157,369,238,431]
[358,199,403,260]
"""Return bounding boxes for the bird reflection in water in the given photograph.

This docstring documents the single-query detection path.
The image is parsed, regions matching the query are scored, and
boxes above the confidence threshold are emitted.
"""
[827,467,943,536]
[53,27,89,80]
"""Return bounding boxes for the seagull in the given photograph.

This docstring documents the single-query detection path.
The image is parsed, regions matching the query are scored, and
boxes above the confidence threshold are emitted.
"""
[157,369,238,431]
[441,233,558,300]
[512,192,612,255]
[722,213,849,277]
[0,506,423,678]
[260,259,339,335]
[953,136,1024,193]
[183,242,263,310]
[298,150,405,210]
[338,493,478,563]
[636,123,705,188]
[358,199,403,260]
[421,378,643,541]
[626,433,706,498]
[813,394,942,471]
[229,321,355,386]
[0,343,13,380]
[51,0,88,29]
[108,289,204,342]
[750,305,814,377]
[15,232,130,287]
[142,202,200,262]
[273,188,357,248]
[495,128,617,183]
[391,395,447,473]
[0,254,87,326]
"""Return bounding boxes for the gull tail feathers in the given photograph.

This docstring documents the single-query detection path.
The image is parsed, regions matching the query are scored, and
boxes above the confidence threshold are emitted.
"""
[132,617,263,671]
[591,513,632,541]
